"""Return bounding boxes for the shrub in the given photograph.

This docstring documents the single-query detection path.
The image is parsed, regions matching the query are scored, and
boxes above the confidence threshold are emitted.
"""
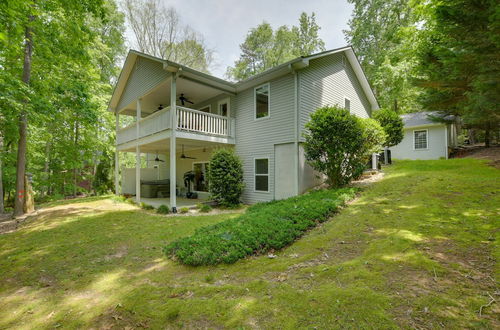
[179,207,189,214]
[372,108,403,147]
[359,117,387,155]
[199,204,212,213]
[303,106,385,187]
[208,148,244,207]
[164,188,356,266]
[140,202,154,210]
[157,204,170,214]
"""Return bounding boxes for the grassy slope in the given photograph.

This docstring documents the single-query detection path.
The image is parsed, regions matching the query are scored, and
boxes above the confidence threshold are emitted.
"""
[0,159,498,329]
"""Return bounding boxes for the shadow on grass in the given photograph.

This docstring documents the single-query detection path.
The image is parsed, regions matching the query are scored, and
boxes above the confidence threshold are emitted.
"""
[0,158,497,329]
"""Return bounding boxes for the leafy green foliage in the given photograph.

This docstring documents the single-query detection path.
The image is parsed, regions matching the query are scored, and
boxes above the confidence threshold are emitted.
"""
[208,148,244,207]
[0,0,126,208]
[140,202,154,210]
[179,207,189,214]
[415,0,500,143]
[303,106,385,187]
[227,12,325,80]
[164,188,356,266]
[199,204,212,213]
[157,204,170,214]
[344,0,422,111]
[373,109,404,147]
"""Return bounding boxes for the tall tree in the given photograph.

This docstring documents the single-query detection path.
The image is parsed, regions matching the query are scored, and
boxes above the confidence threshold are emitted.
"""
[344,0,421,112]
[227,12,325,81]
[416,0,500,146]
[1,0,125,214]
[123,0,213,72]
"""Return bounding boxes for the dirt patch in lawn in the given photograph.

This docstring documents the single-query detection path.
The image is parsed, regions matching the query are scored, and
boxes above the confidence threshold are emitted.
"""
[389,239,499,329]
[453,146,500,169]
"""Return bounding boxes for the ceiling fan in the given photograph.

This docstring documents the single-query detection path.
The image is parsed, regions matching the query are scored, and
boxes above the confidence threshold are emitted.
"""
[179,93,194,106]
[180,145,196,159]
[153,151,165,162]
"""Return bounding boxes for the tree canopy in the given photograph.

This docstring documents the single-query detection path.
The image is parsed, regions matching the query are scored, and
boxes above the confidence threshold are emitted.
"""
[226,12,325,81]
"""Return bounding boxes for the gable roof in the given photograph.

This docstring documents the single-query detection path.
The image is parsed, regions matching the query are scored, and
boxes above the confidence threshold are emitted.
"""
[109,46,379,112]
[401,111,454,128]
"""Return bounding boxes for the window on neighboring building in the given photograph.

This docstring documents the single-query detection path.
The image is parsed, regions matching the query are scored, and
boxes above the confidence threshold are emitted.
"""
[193,162,209,192]
[344,97,351,111]
[254,158,269,192]
[255,84,270,119]
[414,130,428,149]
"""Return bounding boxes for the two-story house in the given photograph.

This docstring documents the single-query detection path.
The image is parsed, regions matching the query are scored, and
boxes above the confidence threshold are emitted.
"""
[109,46,379,212]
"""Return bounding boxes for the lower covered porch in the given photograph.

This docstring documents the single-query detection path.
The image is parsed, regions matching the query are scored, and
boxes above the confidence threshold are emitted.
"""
[116,137,232,211]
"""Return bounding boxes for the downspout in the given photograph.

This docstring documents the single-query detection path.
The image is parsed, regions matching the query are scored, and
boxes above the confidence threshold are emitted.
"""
[293,70,299,196]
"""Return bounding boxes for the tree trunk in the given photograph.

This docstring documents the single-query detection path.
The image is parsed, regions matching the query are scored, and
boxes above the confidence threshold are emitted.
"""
[0,135,4,213]
[13,15,35,217]
[484,127,490,148]
[73,121,79,197]
[43,141,51,196]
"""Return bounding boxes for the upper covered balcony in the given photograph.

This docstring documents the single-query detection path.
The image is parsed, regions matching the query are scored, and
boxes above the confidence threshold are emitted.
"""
[109,51,237,150]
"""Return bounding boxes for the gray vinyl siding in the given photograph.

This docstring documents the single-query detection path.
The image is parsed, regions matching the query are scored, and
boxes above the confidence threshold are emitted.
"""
[117,57,169,111]
[298,53,372,142]
[234,74,296,204]
[391,125,448,160]
[192,93,236,118]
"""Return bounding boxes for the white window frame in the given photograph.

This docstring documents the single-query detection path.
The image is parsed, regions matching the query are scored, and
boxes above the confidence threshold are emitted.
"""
[198,105,211,113]
[413,129,429,150]
[254,157,270,193]
[344,96,351,111]
[192,161,210,193]
[254,83,270,121]
[217,98,230,117]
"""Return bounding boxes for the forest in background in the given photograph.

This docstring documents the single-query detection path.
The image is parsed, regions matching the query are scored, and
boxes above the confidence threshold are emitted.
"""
[0,0,498,215]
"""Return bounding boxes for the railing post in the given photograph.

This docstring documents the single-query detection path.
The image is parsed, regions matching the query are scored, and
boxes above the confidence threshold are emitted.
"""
[115,112,120,195]
[135,99,142,202]
[170,74,177,213]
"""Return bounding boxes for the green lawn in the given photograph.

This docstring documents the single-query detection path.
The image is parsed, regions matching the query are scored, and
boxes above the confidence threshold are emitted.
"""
[0,159,498,329]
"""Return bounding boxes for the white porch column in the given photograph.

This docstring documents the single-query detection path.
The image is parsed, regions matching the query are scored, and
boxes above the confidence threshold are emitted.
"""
[170,74,177,212]
[114,112,120,195]
[136,99,142,202]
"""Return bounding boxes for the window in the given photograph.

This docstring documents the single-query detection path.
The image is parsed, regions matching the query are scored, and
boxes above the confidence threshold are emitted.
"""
[344,97,351,111]
[218,98,230,117]
[255,84,269,119]
[193,162,209,192]
[414,130,428,150]
[199,105,211,113]
[254,158,269,192]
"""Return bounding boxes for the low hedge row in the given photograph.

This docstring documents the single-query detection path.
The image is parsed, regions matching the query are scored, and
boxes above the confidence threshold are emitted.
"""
[163,188,356,266]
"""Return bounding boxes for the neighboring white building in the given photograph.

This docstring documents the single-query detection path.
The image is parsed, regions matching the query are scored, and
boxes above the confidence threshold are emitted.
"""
[109,46,379,211]
[390,112,459,160]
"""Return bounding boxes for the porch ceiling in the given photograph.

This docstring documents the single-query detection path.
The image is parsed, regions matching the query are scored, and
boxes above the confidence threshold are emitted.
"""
[119,137,228,153]
[119,77,228,116]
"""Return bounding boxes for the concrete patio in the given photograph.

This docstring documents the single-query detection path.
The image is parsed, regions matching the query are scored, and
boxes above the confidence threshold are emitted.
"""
[133,196,209,209]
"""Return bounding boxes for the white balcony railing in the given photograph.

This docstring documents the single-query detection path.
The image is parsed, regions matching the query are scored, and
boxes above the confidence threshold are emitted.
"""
[116,105,234,145]
[176,106,230,136]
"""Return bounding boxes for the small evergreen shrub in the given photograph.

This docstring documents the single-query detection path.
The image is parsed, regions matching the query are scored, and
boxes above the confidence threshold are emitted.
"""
[199,204,212,213]
[140,202,154,210]
[372,108,404,147]
[179,207,189,214]
[303,106,385,187]
[157,204,170,214]
[208,148,244,207]
[164,188,356,266]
